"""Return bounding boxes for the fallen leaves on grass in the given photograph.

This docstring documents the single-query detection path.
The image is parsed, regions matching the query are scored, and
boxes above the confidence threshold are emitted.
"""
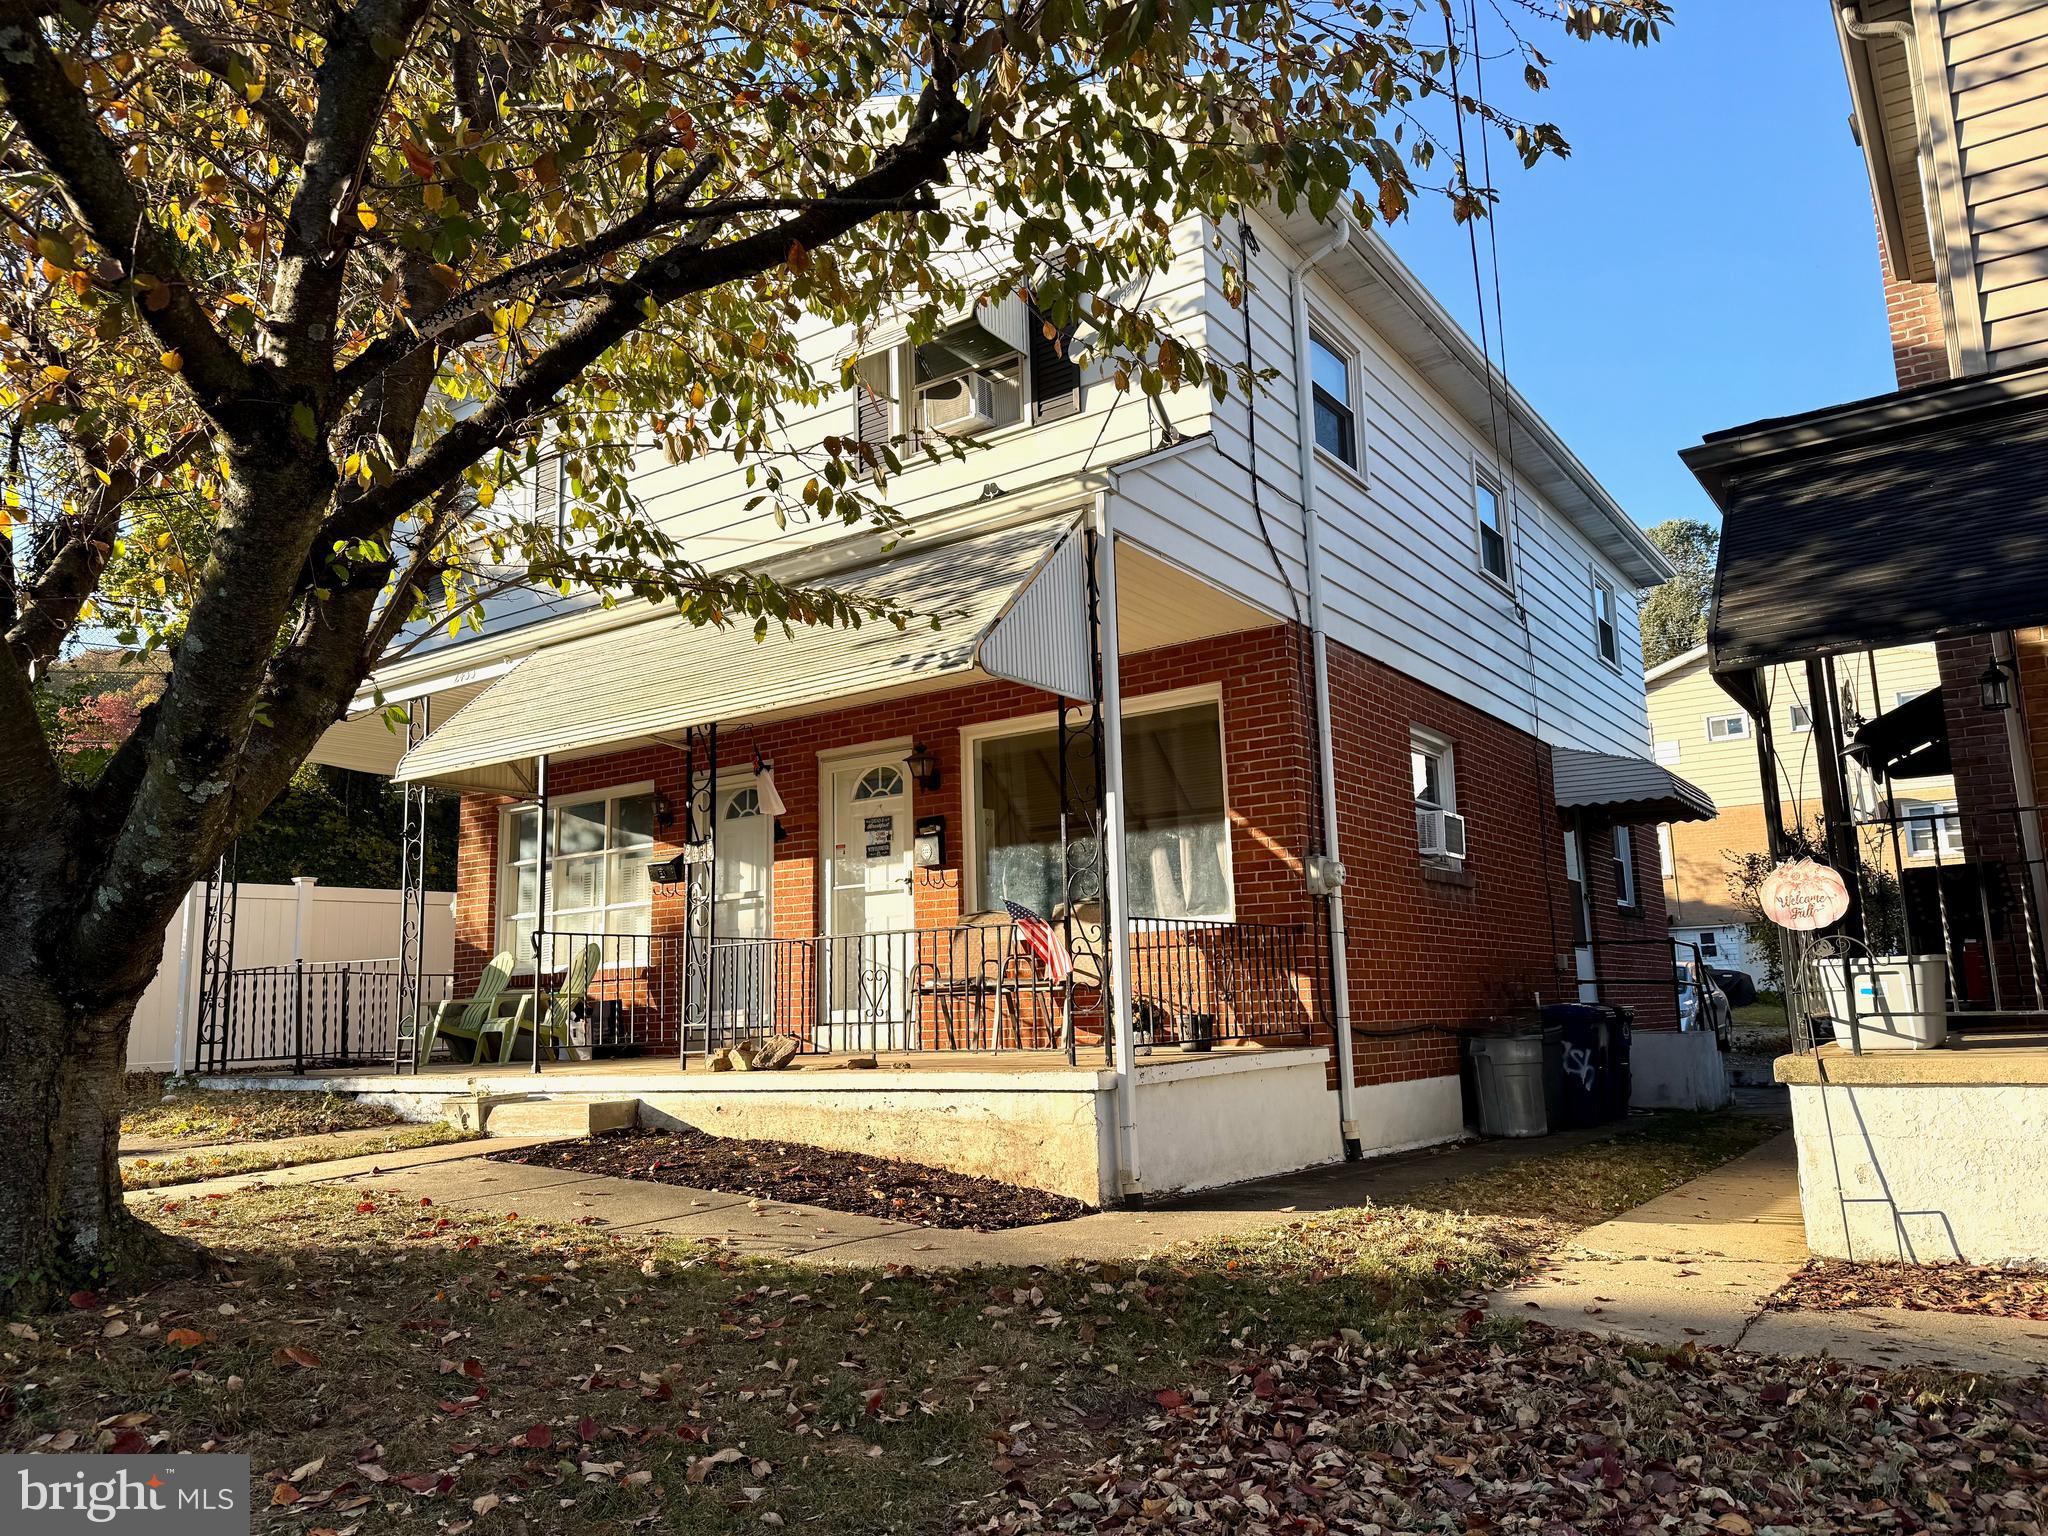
[121,1079,407,1147]
[971,1331,2047,1534]
[1770,1259,2048,1321]
[489,1127,1091,1231]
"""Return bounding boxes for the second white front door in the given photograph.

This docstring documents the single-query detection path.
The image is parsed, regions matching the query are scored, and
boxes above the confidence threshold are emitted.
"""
[825,758,915,1036]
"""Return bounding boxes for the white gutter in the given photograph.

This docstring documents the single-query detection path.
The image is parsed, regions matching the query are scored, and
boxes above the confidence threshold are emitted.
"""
[1289,216,1364,1159]
[1836,1,1977,374]
[1090,494,1143,1199]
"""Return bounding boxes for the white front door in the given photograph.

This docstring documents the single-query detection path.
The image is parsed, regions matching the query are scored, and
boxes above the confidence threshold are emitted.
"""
[825,758,915,1043]
[1562,828,1599,1004]
[711,780,773,1032]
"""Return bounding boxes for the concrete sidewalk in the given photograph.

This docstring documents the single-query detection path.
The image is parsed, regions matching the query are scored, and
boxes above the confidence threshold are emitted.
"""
[1494,1133,2048,1378]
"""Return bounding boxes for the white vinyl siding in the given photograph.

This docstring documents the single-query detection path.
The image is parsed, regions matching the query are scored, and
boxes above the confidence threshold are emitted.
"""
[1111,210,1651,759]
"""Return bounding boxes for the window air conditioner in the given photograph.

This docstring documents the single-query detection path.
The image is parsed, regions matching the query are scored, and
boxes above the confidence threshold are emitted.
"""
[920,372,998,436]
[1415,807,1469,860]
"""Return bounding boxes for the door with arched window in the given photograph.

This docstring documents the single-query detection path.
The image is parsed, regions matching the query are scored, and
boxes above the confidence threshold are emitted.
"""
[709,779,774,1034]
[824,756,914,1042]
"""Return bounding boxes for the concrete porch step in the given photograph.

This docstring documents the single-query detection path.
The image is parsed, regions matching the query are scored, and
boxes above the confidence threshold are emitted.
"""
[484,1097,639,1138]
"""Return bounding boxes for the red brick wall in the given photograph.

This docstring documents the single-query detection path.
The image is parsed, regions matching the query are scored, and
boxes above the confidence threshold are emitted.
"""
[1882,245,1951,390]
[451,622,1673,1083]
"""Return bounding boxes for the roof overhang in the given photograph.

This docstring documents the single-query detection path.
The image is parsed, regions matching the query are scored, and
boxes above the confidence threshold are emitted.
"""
[394,515,1091,793]
[1686,357,2048,680]
[1833,0,1938,285]
[1552,747,1716,826]
[1848,686,1950,783]
[1265,209,1672,588]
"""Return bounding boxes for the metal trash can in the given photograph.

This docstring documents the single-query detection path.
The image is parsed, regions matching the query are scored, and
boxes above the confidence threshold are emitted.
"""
[1469,1034,1549,1138]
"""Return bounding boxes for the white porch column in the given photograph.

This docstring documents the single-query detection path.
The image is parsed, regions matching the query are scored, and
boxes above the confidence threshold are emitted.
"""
[1093,500,1143,1200]
[169,881,202,1079]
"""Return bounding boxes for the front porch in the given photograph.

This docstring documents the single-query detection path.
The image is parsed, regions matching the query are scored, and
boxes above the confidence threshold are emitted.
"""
[204,1043,1342,1206]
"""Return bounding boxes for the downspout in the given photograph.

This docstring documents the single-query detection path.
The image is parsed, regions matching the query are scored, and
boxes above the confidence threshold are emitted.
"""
[1289,215,1364,1160]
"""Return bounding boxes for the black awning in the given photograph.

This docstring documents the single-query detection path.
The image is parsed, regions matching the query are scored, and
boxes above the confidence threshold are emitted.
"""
[1847,687,1950,783]
[1685,360,2048,676]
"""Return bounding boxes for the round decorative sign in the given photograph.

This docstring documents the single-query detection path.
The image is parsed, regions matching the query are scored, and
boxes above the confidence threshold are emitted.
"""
[1757,857,1851,931]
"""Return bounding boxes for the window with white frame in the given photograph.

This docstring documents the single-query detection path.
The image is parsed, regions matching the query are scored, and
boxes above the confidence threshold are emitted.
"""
[1411,728,1460,862]
[1903,800,1963,859]
[1896,689,1930,708]
[1309,331,1357,467]
[1696,929,1719,958]
[500,788,655,966]
[971,700,1231,919]
[1611,824,1637,908]
[913,325,1024,435]
[1788,703,1812,733]
[1592,575,1619,667]
[1475,474,1511,585]
[1705,712,1750,742]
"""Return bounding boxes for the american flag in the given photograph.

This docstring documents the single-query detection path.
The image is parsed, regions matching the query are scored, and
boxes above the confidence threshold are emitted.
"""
[1005,900,1073,983]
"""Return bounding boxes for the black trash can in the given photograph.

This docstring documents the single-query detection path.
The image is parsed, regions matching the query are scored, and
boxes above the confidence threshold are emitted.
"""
[1604,1008,1634,1119]
[1540,1002,1632,1127]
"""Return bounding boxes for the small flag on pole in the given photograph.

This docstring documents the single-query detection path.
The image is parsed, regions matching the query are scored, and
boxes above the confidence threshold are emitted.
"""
[1006,899,1073,983]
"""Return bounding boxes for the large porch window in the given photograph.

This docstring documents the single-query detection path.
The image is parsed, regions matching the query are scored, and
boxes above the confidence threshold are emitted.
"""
[970,697,1232,920]
[500,786,655,963]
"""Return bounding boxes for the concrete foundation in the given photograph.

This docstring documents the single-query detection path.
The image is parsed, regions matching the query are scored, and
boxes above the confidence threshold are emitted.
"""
[1785,1077,2048,1267]
[1629,1029,1732,1111]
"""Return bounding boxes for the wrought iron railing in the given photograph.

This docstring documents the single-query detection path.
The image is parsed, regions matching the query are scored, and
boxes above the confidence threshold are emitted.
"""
[429,917,1315,1069]
[206,959,454,1073]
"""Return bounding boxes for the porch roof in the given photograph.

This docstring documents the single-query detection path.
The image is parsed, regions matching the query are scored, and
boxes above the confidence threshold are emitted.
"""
[394,515,1088,792]
[1552,748,1715,826]
[1684,358,2048,679]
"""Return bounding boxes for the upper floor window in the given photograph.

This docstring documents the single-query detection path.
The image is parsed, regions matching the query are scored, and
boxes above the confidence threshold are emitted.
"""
[1475,474,1511,586]
[1309,331,1357,467]
[1904,801,1963,859]
[1895,688,1930,709]
[1705,712,1750,742]
[1592,575,1620,668]
[913,325,1023,436]
[1789,703,1812,733]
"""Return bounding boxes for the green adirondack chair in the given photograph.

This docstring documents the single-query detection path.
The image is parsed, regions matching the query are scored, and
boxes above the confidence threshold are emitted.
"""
[489,942,603,1064]
[419,951,518,1067]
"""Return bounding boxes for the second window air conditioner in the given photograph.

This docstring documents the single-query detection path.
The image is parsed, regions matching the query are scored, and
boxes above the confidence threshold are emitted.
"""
[919,372,999,436]
[1415,806,1470,860]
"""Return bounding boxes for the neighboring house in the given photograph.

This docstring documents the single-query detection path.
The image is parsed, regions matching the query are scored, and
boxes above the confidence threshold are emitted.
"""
[1674,1,2048,1267]
[1650,642,1956,978]
[293,205,1699,1205]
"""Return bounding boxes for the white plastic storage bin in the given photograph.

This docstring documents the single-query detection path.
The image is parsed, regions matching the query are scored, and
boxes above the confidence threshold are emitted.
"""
[1816,953,1948,1050]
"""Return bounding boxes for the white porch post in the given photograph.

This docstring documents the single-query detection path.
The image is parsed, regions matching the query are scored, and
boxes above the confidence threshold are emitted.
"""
[1093,499,1143,1200]
[169,881,201,1079]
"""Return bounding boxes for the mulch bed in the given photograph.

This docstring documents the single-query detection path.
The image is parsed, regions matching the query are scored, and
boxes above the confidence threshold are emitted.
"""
[486,1127,1093,1231]
[1768,1259,2048,1321]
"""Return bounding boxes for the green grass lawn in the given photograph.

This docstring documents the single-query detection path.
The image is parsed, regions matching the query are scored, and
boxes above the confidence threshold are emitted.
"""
[121,1122,474,1190]
[14,1111,2028,1535]
[123,1074,414,1148]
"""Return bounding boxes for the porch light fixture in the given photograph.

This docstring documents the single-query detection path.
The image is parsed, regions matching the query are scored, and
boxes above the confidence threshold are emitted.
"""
[1980,657,2013,714]
[907,742,940,791]
[652,788,676,828]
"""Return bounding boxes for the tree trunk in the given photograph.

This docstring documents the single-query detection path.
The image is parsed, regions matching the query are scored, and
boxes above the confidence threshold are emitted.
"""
[0,958,200,1312]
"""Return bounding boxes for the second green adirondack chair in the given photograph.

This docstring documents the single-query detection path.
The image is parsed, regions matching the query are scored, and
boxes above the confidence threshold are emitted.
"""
[418,951,518,1067]
[490,942,603,1064]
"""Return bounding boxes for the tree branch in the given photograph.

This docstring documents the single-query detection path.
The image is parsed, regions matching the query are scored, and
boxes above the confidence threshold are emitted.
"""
[327,89,977,548]
[0,0,263,422]
[147,0,310,156]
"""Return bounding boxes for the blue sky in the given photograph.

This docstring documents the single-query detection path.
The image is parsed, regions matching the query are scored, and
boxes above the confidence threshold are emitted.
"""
[1383,0,1897,532]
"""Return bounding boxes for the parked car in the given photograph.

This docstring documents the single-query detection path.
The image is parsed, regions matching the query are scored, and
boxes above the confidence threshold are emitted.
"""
[1675,951,1733,1050]
[1711,967,1759,1007]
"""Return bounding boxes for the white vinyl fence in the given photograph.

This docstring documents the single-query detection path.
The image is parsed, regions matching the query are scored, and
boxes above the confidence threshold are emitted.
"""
[128,880,455,1071]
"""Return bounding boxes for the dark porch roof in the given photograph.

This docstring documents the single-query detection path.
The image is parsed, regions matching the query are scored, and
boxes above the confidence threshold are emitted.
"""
[1683,359,2048,678]
[1847,687,1950,784]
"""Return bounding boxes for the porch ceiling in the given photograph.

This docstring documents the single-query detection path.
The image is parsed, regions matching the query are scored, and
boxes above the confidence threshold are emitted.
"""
[306,677,493,776]
[394,515,1085,792]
